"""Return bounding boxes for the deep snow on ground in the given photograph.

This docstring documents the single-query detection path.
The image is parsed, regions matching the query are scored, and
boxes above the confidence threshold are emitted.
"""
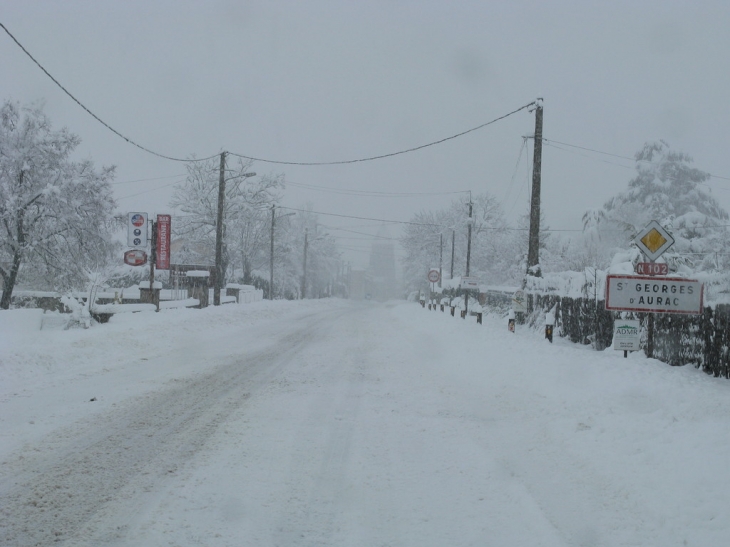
[2,299,730,546]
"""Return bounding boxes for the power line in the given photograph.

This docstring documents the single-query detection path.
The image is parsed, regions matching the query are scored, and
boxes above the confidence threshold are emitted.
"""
[541,137,730,182]
[110,173,188,185]
[279,206,446,227]
[324,226,397,240]
[286,180,471,198]
[116,178,185,200]
[542,141,634,171]
[0,22,218,163]
[227,102,537,166]
[282,205,589,233]
[3,22,538,171]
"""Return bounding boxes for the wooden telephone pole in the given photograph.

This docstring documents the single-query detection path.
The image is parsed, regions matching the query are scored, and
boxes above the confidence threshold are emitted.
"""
[464,199,473,315]
[301,228,308,298]
[439,233,443,288]
[214,152,226,306]
[526,98,543,277]
[270,204,275,300]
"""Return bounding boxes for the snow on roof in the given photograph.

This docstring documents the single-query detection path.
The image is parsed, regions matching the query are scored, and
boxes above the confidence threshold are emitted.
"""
[226,284,256,291]
[138,281,163,289]
[186,270,210,278]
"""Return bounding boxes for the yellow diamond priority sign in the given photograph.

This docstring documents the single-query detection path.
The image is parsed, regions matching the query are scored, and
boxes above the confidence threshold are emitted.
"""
[635,220,674,261]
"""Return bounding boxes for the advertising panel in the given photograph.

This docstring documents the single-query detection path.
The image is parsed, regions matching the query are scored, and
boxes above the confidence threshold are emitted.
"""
[613,319,641,351]
[156,214,171,270]
[127,212,148,248]
[605,274,703,314]
[123,249,147,267]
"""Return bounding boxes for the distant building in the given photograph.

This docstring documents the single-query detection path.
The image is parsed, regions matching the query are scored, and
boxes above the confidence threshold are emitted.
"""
[348,269,373,300]
[368,225,397,301]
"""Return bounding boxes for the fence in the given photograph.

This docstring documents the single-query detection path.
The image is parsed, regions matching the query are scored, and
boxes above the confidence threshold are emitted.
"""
[526,293,730,378]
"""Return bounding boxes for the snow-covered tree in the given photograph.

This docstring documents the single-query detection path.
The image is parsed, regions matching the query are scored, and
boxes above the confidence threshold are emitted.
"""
[0,101,117,308]
[278,207,340,299]
[400,192,515,292]
[169,156,283,285]
[584,140,729,271]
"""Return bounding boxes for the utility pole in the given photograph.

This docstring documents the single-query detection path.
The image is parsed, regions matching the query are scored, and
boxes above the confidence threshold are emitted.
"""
[439,233,443,288]
[301,228,308,299]
[527,98,543,277]
[270,204,275,300]
[214,151,227,306]
[464,200,473,315]
[450,230,455,281]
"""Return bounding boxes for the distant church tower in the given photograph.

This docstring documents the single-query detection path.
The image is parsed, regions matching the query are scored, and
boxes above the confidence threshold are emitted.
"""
[369,225,397,301]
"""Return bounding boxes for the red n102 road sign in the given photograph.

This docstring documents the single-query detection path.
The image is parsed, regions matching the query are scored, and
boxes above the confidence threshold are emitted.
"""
[636,262,668,276]
[427,269,440,283]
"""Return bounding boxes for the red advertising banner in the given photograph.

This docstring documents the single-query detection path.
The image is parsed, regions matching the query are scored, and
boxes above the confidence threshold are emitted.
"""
[156,214,171,270]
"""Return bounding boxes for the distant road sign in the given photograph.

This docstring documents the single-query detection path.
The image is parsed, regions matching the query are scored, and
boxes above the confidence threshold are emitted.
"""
[427,269,440,283]
[605,274,703,314]
[460,277,479,290]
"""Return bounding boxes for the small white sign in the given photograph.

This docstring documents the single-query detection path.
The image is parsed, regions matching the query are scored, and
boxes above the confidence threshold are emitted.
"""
[427,269,440,283]
[460,277,479,290]
[512,290,527,313]
[127,212,148,248]
[613,319,641,351]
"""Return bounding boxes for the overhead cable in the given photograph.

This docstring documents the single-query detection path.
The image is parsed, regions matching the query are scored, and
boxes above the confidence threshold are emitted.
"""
[0,22,218,163]
[286,180,471,198]
[3,22,539,170]
[542,137,730,181]
[227,102,537,166]
[279,206,446,227]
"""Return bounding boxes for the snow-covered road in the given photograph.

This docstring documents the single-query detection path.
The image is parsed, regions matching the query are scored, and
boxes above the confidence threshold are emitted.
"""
[2,299,730,546]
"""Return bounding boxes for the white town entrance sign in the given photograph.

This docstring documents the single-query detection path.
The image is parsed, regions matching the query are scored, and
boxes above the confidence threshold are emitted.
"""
[605,274,703,314]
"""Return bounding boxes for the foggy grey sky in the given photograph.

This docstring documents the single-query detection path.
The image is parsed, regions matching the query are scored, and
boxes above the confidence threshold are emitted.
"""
[3,1,730,269]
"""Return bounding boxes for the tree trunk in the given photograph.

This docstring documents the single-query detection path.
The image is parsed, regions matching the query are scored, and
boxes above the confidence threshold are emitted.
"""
[1,206,26,310]
[0,248,23,309]
[243,255,252,284]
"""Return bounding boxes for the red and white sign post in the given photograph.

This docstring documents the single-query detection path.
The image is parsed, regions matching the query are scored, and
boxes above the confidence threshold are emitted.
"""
[124,213,172,312]
[427,269,440,309]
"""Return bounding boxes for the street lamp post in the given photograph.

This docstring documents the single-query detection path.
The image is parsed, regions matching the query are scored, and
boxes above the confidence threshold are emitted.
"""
[302,228,308,299]
[270,206,295,300]
[301,227,324,299]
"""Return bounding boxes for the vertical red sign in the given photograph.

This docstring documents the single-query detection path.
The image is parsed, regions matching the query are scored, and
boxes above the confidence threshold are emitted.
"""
[156,214,171,270]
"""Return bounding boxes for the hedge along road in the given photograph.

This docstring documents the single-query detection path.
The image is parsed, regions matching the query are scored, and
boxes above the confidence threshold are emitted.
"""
[2,299,730,546]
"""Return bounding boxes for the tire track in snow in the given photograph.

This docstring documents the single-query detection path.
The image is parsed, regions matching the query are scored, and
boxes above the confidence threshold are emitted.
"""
[0,307,348,547]
[270,309,372,547]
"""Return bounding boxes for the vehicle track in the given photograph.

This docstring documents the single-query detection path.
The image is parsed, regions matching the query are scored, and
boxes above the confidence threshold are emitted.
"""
[0,308,347,547]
